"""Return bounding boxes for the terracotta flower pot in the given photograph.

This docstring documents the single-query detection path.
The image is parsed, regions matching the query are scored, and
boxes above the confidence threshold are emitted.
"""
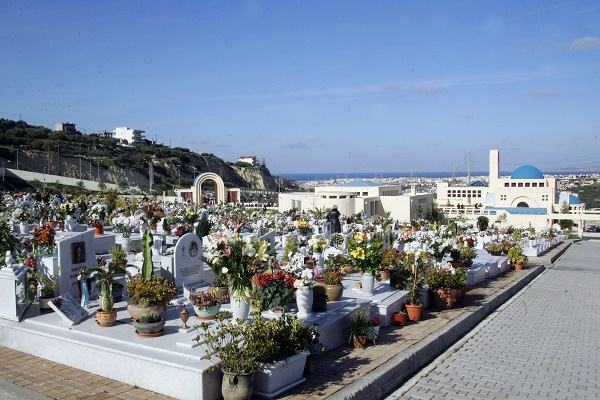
[96,309,118,327]
[393,312,408,326]
[378,269,391,281]
[514,262,525,270]
[93,224,104,235]
[405,303,423,322]
[433,288,463,309]
[353,335,367,349]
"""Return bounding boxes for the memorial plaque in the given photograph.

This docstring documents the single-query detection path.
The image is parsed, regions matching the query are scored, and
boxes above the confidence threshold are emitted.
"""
[48,293,89,326]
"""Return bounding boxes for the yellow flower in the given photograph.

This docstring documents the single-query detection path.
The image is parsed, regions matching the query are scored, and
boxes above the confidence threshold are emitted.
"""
[350,248,365,260]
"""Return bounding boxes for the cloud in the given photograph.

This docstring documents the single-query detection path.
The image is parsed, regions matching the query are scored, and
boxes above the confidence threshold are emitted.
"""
[522,89,561,97]
[282,142,311,150]
[569,36,600,51]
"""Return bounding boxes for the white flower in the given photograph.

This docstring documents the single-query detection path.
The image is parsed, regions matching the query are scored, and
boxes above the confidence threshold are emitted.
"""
[221,267,229,274]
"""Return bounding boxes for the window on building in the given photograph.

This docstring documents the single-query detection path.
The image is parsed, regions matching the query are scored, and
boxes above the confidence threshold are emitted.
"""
[500,194,507,201]
[542,195,549,201]
[518,182,523,187]
[525,183,530,187]
[504,183,509,187]
[511,183,516,187]
[532,183,537,187]
[362,192,368,196]
[539,183,545,187]
[339,195,346,199]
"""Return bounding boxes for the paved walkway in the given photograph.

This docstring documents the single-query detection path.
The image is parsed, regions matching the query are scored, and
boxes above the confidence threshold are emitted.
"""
[390,239,600,400]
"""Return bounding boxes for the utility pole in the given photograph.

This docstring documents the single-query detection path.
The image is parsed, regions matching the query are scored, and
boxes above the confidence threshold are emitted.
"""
[79,154,82,179]
[148,161,154,194]
[56,144,60,176]
[16,147,19,170]
[89,158,92,180]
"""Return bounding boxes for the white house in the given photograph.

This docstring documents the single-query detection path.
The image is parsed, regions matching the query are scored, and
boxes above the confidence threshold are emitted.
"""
[113,127,145,144]
[279,179,433,221]
[238,156,258,166]
[436,149,585,229]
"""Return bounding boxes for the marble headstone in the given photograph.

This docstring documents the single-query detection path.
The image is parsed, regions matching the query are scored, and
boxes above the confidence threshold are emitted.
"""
[48,293,89,326]
[172,234,213,297]
[57,230,96,296]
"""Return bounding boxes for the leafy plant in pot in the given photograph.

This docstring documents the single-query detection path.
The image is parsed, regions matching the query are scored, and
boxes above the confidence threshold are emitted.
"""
[252,313,323,396]
[402,249,429,322]
[92,262,127,327]
[346,308,375,349]
[348,232,383,296]
[132,312,165,336]
[190,290,221,319]
[507,245,528,270]
[193,313,266,400]
[38,278,56,311]
[322,268,344,302]
[127,230,177,320]
[252,270,296,312]
[424,263,467,310]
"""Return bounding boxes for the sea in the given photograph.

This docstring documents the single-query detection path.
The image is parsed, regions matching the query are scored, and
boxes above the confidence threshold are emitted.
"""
[278,170,596,182]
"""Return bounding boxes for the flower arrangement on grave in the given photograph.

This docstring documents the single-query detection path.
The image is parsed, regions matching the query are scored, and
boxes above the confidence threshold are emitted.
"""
[330,232,344,248]
[485,242,503,256]
[282,235,299,262]
[424,262,467,309]
[347,232,383,276]
[457,234,476,248]
[32,224,55,248]
[0,220,16,259]
[309,236,327,254]
[12,207,32,223]
[295,219,313,236]
[458,245,477,264]
[189,290,222,319]
[402,249,431,322]
[507,245,527,270]
[252,270,296,311]
[282,253,315,289]
[112,215,133,238]
[203,232,269,300]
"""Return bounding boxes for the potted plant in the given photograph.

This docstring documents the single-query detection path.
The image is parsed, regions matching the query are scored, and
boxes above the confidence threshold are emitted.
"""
[322,269,344,302]
[38,279,56,311]
[190,290,221,319]
[458,245,477,268]
[346,308,375,349]
[507,245,528,270]
[193,313,265,400]
[348,232,383,296]
[132,312,166,336]
[127,229,176,320]
[93,261,127,327]
[312,285,327,312]
[402,249,429,322]
[203,232,269,321]
[367,315,381,341]
[252,270,296,312]
[485,242,503,256]
[379,248,402,281]
[393,311,408,327]
[0,220,16,264]
[424,263,467,310]
[253,313,322,397]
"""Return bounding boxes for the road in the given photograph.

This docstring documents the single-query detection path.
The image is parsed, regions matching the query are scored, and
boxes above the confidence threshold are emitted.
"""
[389,239,600,400]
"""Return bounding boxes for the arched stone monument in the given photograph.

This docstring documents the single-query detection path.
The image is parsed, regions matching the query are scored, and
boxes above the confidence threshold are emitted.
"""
[192,172,225,205]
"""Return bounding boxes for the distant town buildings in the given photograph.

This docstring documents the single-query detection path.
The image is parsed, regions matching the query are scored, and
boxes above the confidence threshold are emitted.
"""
[113,127,145,144]
[238,155,258,166]
[53,122,77,134]
[279,179,434,221]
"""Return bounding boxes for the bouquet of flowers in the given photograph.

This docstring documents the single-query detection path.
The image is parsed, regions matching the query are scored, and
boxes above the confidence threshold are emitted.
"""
[295,219,313,236]
[253,270,296,311]
[348,232,383,275]
[281,253,315,288]
[203,231,269,298]
[112,215,133,238]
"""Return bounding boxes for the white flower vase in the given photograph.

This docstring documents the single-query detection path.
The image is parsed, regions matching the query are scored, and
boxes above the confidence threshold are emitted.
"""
[139,224,148,234]
[19,222,28,235]
[295,287,313,319]
[230,296,250,321]
[361,273,375,296]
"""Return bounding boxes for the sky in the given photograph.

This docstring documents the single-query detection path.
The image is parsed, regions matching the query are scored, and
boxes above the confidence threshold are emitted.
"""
[1,0,600,174]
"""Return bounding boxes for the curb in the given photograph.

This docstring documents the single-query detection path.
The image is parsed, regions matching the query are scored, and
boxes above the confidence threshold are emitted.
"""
[328,265,545,400]
[0,378,51,400]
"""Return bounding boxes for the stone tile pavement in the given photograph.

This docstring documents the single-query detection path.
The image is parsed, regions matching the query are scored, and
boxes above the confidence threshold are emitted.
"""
[391,239,600,400]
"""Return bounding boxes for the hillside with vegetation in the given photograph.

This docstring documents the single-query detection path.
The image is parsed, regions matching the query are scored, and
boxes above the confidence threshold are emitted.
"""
[0,118,290,194]
[575,183,600,209]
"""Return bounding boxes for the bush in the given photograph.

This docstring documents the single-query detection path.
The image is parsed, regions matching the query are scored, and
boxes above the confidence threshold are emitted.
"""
[424,264,467,290]
[127,275,177,307]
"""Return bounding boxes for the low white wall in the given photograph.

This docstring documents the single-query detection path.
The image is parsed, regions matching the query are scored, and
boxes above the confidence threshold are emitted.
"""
[7,169,119,191]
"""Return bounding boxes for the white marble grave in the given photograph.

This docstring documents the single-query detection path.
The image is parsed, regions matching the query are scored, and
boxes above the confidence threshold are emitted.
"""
[57,230,96,295]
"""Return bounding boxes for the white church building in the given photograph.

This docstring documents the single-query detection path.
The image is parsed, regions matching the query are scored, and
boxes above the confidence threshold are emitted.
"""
[278,179,434,221]
[436,149,585,229]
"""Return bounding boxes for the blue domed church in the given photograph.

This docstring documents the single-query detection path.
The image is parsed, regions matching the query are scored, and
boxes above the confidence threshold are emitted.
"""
[436,150,585,229]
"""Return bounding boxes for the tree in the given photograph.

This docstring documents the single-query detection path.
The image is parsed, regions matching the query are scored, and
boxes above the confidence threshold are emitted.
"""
[477,216,489,231]
[559,201,574,230]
